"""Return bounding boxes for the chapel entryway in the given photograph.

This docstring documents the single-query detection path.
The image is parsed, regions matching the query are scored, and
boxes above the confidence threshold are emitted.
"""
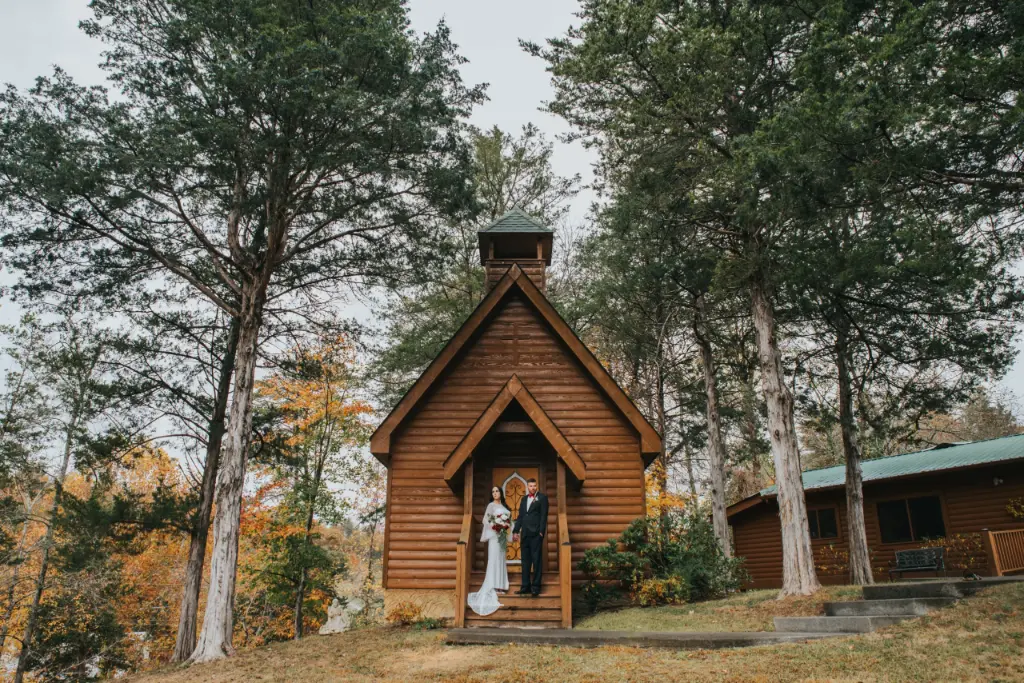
[460,432,569,628]
[492,466,537,563]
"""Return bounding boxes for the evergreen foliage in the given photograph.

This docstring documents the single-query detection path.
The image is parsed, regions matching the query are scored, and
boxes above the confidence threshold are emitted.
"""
[578,509,748,612]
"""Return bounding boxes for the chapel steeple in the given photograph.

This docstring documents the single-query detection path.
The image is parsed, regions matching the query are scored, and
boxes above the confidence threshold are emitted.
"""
[477,207,553,293]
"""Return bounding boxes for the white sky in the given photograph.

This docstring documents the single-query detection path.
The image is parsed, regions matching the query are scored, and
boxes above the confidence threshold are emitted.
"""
[2,0,1024,405]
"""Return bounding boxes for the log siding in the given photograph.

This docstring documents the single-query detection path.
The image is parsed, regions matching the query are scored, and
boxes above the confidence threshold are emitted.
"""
[385,291,646,590]
[730,462,1024,588]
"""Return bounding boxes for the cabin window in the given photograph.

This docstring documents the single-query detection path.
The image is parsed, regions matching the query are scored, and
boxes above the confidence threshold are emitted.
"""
[877,495,946,544]
[808,508,839,540]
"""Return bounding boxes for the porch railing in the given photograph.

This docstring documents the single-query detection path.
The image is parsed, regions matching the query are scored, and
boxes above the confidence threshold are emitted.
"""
[557,460,572,628]
[984,527,1024,576]
[455,461,474,628]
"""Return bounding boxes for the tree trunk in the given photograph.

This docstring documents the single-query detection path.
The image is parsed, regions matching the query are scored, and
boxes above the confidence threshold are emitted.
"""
[749,279,820,597]
[188,287,266,664]
[835,326,874,585]
[655,363,669,513]
[14,409,81,683]
[743,373,762,490]
[293,570,306,640]
[693,293,732,557]
[684,445,697,497]
[172,317,241,662]
[0,508,34,649]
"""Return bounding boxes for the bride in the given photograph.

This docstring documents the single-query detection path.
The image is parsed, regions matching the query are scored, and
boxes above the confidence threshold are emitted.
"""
[466,486,511,616]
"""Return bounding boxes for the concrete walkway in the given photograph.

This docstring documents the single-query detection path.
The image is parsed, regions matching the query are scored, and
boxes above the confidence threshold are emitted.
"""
[446,627,837,649]
[447,576,1023,650]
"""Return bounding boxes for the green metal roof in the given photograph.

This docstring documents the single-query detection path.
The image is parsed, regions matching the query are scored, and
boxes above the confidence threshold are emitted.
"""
[759,433,1024,497]
[478,207,553,233]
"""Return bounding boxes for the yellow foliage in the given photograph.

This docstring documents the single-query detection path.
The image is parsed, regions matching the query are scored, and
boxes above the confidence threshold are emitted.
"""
[644,461,689,517]
[633,576,689,607]
[385,601,423,626]
[255,335,373,450]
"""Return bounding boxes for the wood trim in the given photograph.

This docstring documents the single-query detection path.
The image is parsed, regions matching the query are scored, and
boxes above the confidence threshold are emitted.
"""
[983,529,1002,576]
[872,491,950,546]
[726,494,766,518]
[455,460,474,627]
[557,460,572,628]
[511,268,662,461]
[808,505,842,544]
[370,265,662,463]
[442,375,587,482]
[382,465,393,589]
[370,271,518,460]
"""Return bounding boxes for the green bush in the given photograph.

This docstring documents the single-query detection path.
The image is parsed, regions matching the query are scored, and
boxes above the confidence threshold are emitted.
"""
[412,616,447,630]
[578,507,747,611]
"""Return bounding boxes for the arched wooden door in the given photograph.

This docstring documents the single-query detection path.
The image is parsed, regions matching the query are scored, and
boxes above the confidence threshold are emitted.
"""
[492,467,538,565]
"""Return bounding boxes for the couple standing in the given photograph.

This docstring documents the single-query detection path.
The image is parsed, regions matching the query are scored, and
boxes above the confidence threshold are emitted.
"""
[466,478,549,616]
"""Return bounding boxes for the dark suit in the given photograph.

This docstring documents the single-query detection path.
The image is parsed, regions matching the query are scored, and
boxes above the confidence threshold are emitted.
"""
[512,491,548,594]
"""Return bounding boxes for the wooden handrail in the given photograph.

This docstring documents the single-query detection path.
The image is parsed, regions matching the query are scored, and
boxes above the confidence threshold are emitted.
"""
[985,527,1024,577]
[557,460,572,628]
[454,461,474,628]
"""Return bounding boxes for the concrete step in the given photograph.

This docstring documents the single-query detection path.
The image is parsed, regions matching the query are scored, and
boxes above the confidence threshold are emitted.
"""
[862,581,972,601]
[448,628,839,649]
[825,597,956,617]
[773,615,913,633]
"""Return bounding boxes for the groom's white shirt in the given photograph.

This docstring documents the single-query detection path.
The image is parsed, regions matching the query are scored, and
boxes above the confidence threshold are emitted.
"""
[525,494,534,510]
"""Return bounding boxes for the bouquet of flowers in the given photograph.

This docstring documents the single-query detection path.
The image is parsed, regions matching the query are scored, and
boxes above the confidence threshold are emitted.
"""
[487,508,512,550]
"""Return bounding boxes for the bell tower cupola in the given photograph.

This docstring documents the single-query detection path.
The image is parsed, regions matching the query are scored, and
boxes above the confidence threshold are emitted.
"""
[477,207,554,293]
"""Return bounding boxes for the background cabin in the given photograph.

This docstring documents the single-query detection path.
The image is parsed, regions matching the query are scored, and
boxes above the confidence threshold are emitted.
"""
[728,435,1024,588]
[370,208,662,628]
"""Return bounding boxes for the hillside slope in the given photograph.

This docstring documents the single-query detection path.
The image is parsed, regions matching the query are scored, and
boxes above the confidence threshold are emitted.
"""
[133,583,1024,683]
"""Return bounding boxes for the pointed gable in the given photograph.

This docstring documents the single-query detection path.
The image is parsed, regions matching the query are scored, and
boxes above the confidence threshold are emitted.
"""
[370,264,662,465]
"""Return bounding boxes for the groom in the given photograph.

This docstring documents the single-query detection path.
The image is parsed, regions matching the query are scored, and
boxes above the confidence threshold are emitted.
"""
[511,478,548,597]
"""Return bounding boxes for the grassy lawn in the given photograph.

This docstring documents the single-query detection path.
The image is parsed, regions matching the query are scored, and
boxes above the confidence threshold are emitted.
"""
[576,585,863,632]
[131,583,1024,683]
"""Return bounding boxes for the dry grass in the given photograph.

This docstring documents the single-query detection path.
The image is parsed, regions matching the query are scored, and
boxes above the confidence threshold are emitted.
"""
[130,583,1024,683]
[576,585,863,632]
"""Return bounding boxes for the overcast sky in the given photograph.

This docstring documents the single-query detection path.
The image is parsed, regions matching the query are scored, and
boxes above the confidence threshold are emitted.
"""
[2,0,1024,406]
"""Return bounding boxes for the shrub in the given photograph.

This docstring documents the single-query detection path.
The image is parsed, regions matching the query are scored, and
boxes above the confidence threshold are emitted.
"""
[412,616,447,630]
[578,507,747,611]
[921,533,987,573]
[385,601,422,626]
[815,544,850,577]
[635,576,689,606]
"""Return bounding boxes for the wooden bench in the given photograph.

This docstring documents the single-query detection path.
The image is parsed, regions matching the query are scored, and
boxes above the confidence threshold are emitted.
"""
[889,547,946,581]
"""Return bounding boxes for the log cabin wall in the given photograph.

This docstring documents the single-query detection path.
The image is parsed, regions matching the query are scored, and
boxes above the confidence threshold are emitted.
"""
[383,289,645,616]
[730,461,1024,588]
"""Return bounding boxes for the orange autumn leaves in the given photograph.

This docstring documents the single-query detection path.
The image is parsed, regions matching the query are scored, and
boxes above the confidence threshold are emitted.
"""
[255,336,373,451]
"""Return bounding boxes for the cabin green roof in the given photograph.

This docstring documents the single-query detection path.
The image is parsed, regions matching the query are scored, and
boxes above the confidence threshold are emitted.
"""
[478,207,553,234]
[759,433,1024,497]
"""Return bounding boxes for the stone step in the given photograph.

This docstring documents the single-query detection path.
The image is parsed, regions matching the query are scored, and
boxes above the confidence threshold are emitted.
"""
[447,628,840,648]
[862,581,973,601]
[825,597,956,617]
[773,615,913,634]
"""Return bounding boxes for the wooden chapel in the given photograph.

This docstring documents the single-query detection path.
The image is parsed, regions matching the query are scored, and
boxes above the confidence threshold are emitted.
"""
[370,208,662,628]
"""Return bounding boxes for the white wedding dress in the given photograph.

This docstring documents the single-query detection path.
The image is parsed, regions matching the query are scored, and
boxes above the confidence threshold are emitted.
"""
[466,501,510,616]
